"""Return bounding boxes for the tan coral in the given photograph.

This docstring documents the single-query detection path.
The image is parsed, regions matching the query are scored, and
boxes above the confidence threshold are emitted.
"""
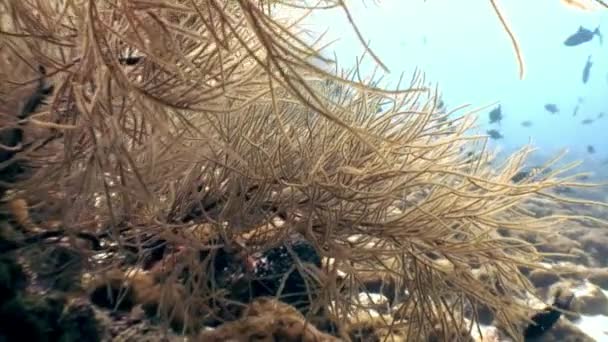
[198,297,339,342]
[87,268,205,332]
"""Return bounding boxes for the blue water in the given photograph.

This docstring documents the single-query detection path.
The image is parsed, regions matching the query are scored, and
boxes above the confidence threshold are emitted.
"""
[278,0,608,178]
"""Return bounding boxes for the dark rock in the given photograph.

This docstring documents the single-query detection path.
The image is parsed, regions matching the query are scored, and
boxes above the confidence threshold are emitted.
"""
[246,238,322,312]
[89,271,139,312]
[524,289,574,340]
[0,255,27,304]
[525,317,594,342]
[0,292,99,342]
[357,273,398,305]
[59,299,103,341]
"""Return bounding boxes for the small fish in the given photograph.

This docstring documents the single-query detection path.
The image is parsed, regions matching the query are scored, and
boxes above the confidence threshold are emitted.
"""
[587,145,595,154]
[521,120,533,127]
[573,104,580,116]
[511,166,552,183]
[486,129,503,140]
[118,56,143,65]
[511,168,538,183]
[577,174,591,181]
[544,103,559,114]
[511,170,531,183]
[564,25,603,46]
[582,55,593,83]
[437,99,445,111]
[598,112,604,119]
[581,118,594,124]
[488,105,503,124]
[554,186,574,195]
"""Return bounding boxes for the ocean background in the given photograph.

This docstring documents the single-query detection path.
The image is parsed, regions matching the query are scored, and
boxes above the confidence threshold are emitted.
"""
[280,0,608,183]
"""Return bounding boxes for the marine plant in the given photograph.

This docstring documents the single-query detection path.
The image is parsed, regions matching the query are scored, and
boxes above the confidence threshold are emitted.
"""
[1,0,607,341]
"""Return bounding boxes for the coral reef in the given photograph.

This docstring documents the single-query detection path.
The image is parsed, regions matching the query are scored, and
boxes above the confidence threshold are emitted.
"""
[1,1,607,341]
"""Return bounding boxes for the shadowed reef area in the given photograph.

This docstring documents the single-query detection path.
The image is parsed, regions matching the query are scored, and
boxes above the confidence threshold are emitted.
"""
[1,1,607,341]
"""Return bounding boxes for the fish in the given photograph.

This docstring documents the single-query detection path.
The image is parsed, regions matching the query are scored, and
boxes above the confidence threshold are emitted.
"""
[582,55,593,83]
[511,170,532,183]
[510,166,551,183]
[598,112,604,119]
[587,145,595,154]
[573,104,580,116]
[524,289,574,339]
[544,103,559,114]
[486,129,503,140]
[118,56,143,65]
[488,105,503,124]
[553,186,574,195]
[437,99,446,111]
[521,120,533,127]
[581,118,594,124]
[577,174,591,181]
[564,25,602,46]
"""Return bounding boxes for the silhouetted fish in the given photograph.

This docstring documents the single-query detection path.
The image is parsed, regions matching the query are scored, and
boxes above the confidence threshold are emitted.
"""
[587,145,595,154]
[581,118,593,124]
[437,99,445,111]
[118,56,143,65]
[598,112,604,119]
[582,55,593,83]
[554,186,574,195]
[489,105,503,124]
[511,166,551,183]
[524,289,574,340]
[577,174,591,181]
[564,25,602,46]
[487,129,503,140]
[521,120,533,127]
[572,104,580,116]
[544,104,559,114]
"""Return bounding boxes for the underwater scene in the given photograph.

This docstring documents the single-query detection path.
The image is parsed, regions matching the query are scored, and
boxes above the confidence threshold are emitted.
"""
[1,0,608,341]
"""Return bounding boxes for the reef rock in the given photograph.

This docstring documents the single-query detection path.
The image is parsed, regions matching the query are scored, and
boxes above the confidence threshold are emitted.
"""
[198,297,339,342]
[580,232,608,267]
[570,282,608,316]
[587,268,608,290]
[357,293,390,314]
[528,269,561,289]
